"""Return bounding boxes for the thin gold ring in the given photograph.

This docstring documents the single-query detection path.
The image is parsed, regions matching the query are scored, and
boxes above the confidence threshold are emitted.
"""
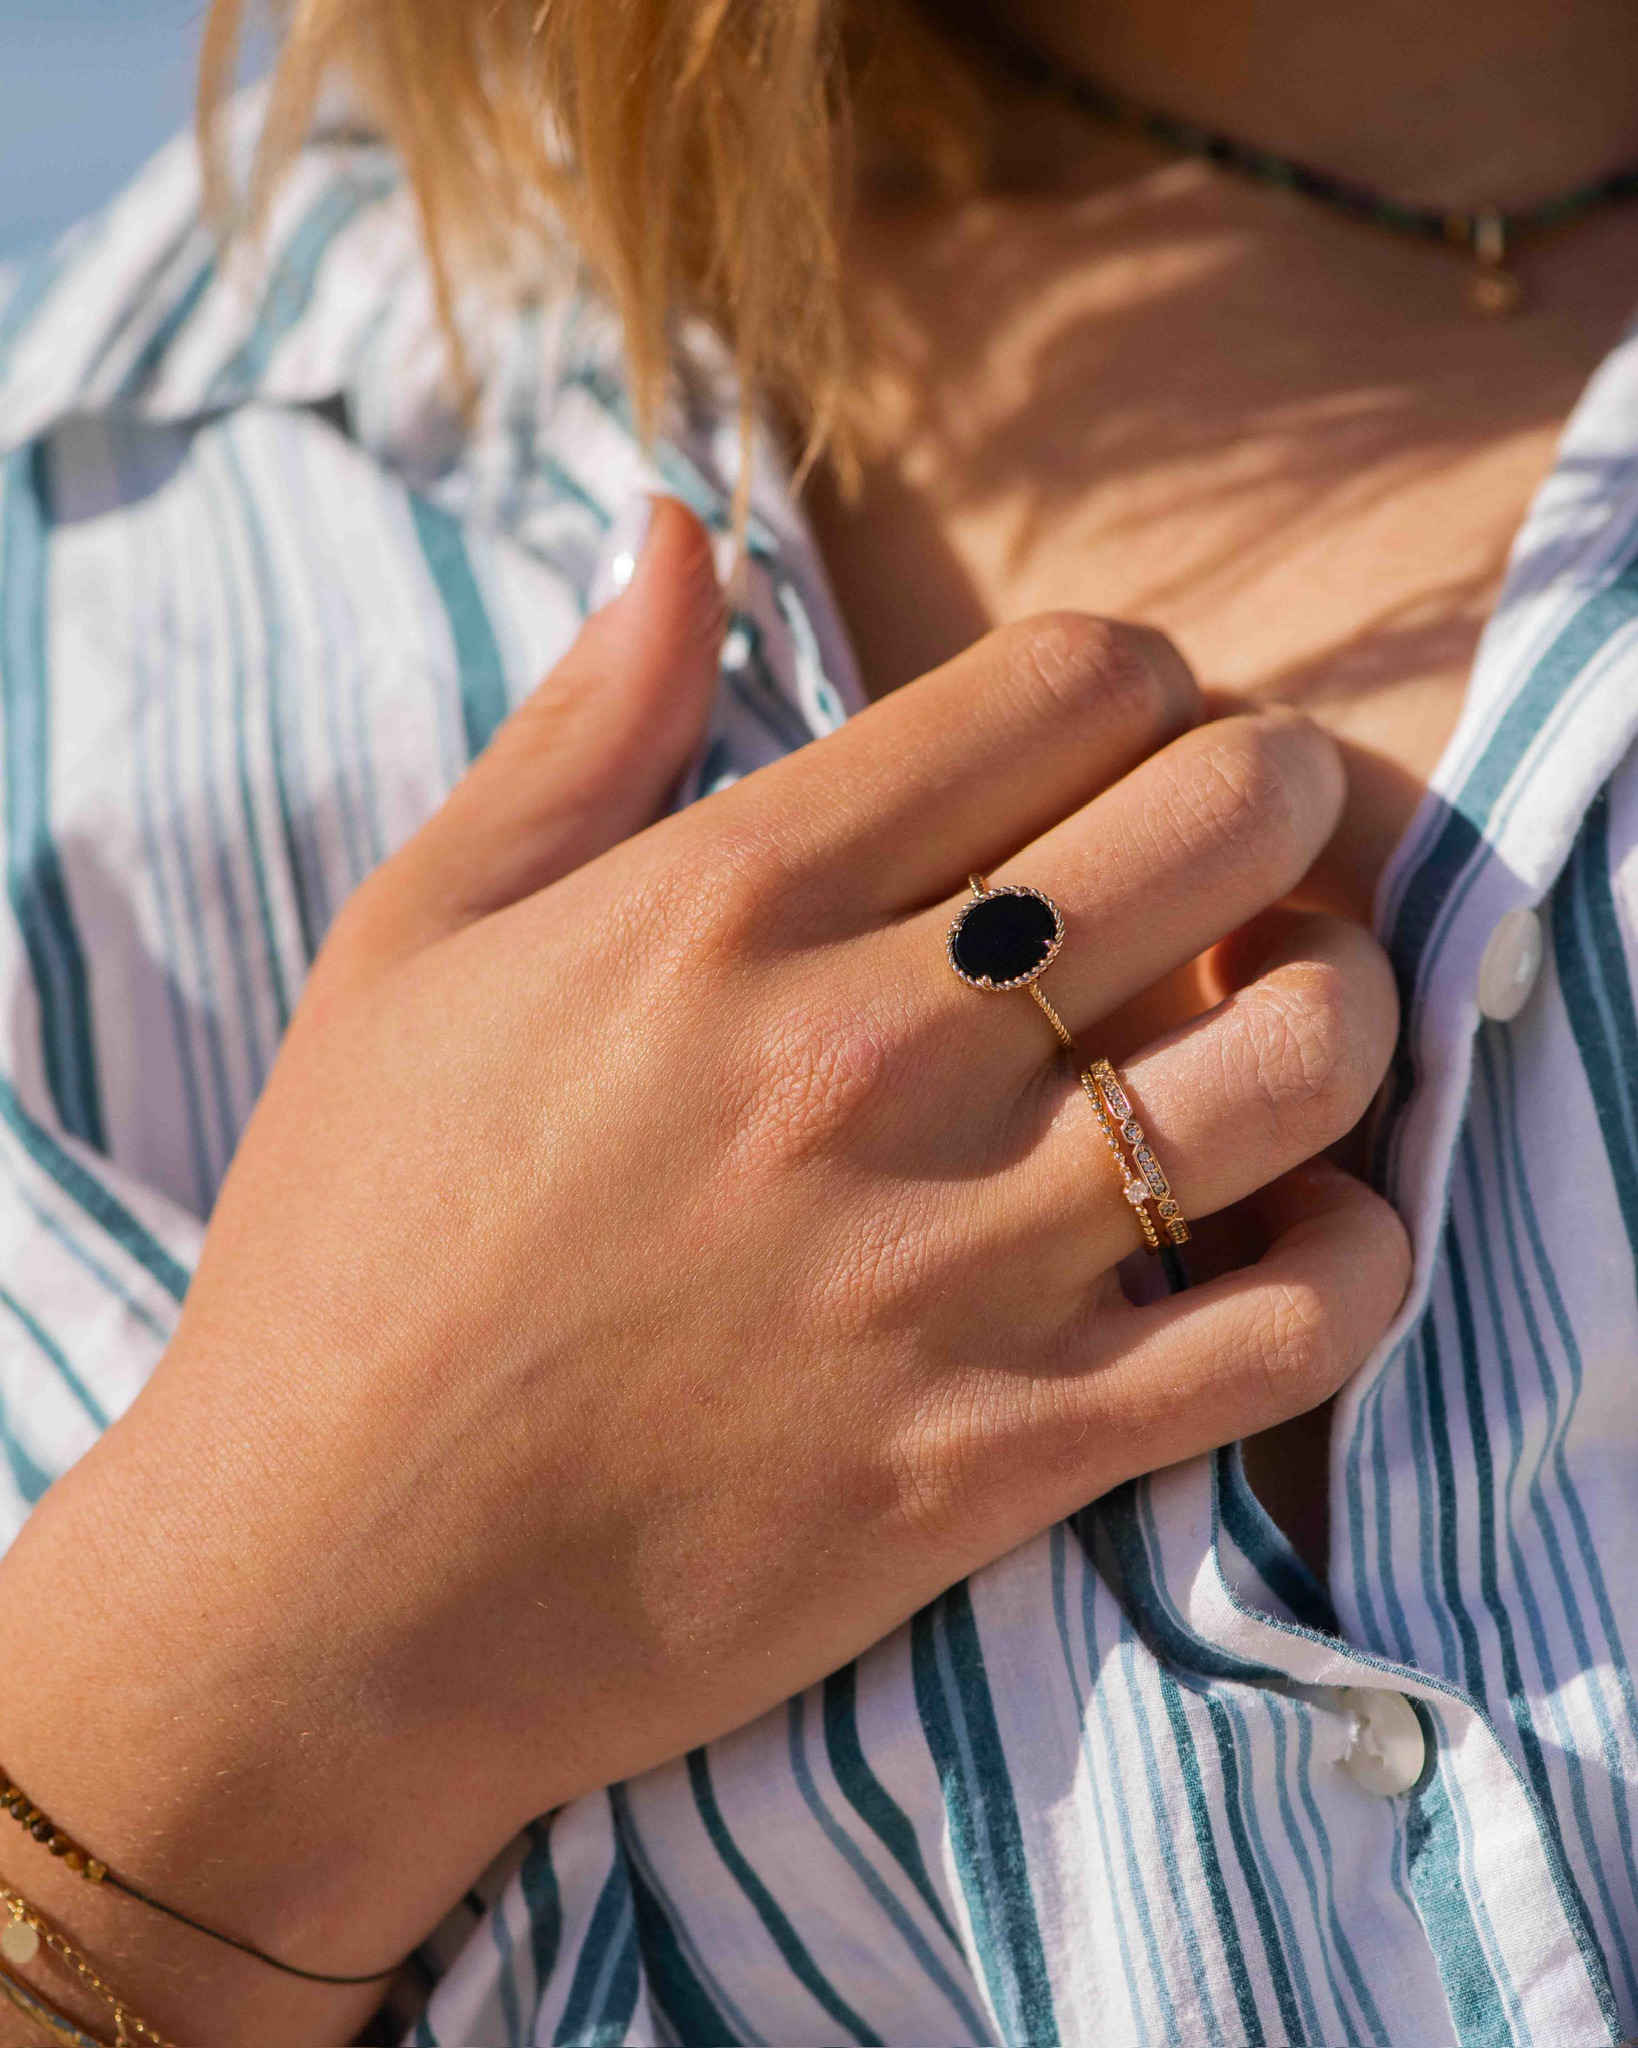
[1086,1057,1191,1250]
[947,874,1075,1052]
[1079,1067,1160,1251]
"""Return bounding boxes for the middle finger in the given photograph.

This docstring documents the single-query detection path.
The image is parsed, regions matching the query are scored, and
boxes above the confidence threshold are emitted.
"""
[897,706,1346,1074]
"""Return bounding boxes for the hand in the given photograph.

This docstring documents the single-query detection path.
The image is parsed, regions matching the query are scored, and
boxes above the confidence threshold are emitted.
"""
[0,501,1407,2043]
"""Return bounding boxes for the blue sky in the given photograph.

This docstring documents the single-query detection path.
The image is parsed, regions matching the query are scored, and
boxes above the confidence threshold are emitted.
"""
[0,0,223,258]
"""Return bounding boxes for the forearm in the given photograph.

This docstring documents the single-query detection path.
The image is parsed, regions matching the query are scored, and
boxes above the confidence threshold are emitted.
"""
[0,1401,522,2046]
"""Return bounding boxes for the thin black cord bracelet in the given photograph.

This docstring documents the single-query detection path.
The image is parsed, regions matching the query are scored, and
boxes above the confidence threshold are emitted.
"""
[102,1870,400,1986]
[0,1771,399,1986]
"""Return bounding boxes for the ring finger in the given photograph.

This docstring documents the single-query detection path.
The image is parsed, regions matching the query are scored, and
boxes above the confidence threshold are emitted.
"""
[975,911,1398,1283]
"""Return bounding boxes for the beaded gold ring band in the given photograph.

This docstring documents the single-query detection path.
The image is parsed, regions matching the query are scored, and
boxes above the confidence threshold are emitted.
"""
[1086,1057,1191,1250]
[947,875,1075,1052]
[1078,1066,1161,1251]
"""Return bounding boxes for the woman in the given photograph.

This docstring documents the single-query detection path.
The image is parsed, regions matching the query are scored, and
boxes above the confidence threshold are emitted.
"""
[0,0,1634,2040]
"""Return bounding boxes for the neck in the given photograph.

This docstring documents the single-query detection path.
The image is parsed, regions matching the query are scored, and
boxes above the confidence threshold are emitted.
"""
[986,0,1638,210]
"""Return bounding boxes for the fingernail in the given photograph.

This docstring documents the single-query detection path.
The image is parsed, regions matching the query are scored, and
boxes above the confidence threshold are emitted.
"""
[587,494,654,613]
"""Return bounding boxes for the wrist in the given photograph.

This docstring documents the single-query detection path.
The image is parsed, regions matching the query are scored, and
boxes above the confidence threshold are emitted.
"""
[0,1391,526,2009]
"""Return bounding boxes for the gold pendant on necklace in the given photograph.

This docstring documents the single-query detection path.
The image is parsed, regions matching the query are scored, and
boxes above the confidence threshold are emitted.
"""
[1466,212,1525,317]
[1468,266,1525,316]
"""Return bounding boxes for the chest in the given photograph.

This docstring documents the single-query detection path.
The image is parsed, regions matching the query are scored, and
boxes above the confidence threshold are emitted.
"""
[814,163,1638,919]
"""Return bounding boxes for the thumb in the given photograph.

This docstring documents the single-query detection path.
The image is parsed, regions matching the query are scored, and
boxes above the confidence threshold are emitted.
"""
[355,495,724,958]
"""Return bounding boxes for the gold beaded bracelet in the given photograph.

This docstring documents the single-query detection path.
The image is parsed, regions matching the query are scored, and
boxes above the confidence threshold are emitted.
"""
[0,1766,399,1988]
[0,1880,174,2048]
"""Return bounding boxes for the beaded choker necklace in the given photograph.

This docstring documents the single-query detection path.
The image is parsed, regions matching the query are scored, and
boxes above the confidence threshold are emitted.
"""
[978,31,1638,316]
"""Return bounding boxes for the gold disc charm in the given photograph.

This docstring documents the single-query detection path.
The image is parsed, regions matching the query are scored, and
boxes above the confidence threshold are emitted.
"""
[0,1914,39,1966]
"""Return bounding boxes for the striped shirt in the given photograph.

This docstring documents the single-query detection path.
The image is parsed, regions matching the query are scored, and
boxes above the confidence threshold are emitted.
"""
[3,113,1638,2048]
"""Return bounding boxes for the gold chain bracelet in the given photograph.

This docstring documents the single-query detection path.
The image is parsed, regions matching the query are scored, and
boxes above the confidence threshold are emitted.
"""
[0,1883,174,2048]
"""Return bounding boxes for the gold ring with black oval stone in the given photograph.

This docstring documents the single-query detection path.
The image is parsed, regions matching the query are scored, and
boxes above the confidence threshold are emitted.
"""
[947,875,1075,1052]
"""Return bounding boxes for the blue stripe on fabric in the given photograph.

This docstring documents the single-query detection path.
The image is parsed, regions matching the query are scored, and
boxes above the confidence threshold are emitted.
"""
[910,1585,1060,2048]
[1153,1665,1264,2042]
[220,433,332,965]
[724,614,822,756]
[1240,1695,1353,2043]
[820,1660,965,1953]
[1376,544,1638,1173]
[1285,1706,1392,2046]
[0,1282,107,1431]
[0,1075,188,1302]
[1556,789,1638,1240]
[485,1875,527,2048]
[1487,1026,1638,2021]
[181,478,274,1107]
[1199,1693,1308,2043]
[0,445,105,1148]
[410,495,512,763]
[1384,543,1638,980]
[107,250,215,402]
[1369,1355,1422,1664]
[686,1744,881,2046]
[148,485,250,1184]
[789,1689,991,2044]
[1400,1323,1468,1682]
[129,574,216,1209]
[2,1165,171,1344]
[204,175,396,404]
[520,1820,565,2026]
[608,1784,752,2048]
[0,1379,50,1505]
[1094,1481,1279,1684]
[1482,1030,1638,1961]
[199,435,294,1034]
[1214,1444,1339,1636]
[1406,1763,1519,2048]
[1439,1212,1628,2012]
[1342,1365,1395,1658]
[1048,1523,1181,2046]
[1108,1632,1224,2035]
[555,1859,640,2047]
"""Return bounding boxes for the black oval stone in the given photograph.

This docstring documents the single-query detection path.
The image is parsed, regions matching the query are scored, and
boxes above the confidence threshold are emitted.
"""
[951,890,1060,987]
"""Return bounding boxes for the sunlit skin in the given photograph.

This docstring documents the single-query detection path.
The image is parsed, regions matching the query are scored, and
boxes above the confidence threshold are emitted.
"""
[1,2,1634,2040]
[814,0,1638,1558]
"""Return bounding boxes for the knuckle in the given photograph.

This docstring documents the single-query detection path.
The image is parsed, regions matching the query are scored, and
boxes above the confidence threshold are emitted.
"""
[734,1001,902,1172]
[1243,1281,1341,1411]
[1002,612,1170,735]
[887,1373,1018,1543]
[1163,724,1303,877]
[627,817,789,965]
[1232,959,1362,1138]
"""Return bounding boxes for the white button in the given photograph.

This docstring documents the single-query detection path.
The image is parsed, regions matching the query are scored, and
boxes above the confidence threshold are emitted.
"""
[1339,1688,1427,1796]
[1476,907,1543,1022]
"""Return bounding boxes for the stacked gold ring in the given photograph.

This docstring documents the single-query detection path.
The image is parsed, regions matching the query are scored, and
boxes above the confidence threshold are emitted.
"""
[944,875,1191,1259]
[1078,1065,1161,1251]
[1085,1057,1191,1250]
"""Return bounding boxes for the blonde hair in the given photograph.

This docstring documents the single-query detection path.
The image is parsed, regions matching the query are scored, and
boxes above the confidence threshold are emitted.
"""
[200,0,982,487]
